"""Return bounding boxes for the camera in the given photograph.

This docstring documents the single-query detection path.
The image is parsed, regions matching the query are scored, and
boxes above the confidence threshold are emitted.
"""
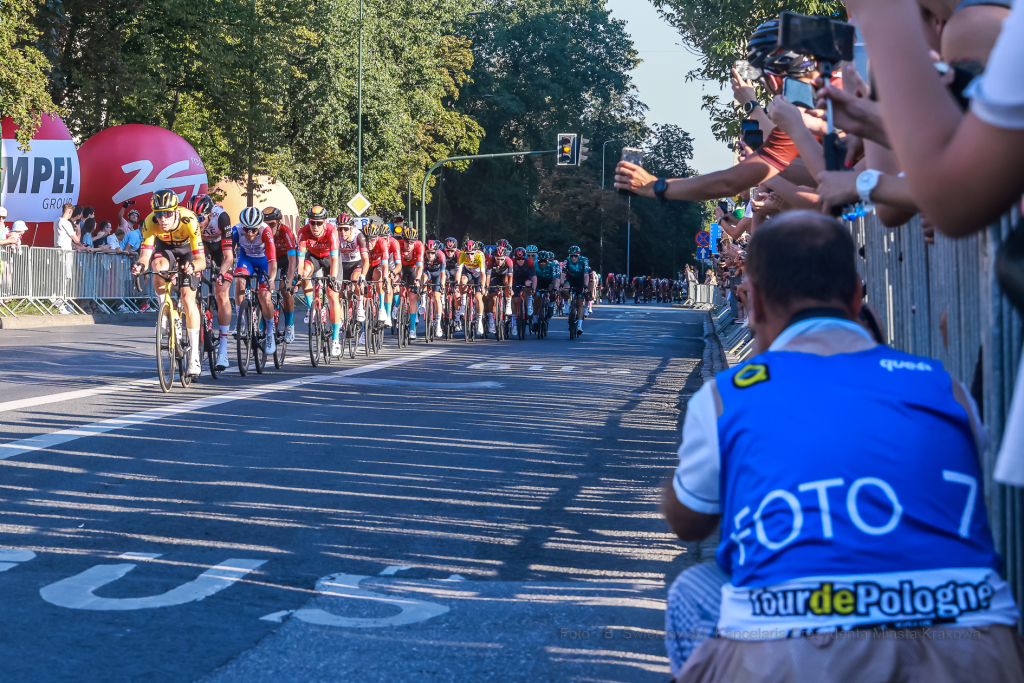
[733,60,761,82]
[777,11,855,64]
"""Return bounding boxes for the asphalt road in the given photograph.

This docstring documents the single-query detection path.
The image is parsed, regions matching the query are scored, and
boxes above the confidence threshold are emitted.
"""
[0,304,709,683]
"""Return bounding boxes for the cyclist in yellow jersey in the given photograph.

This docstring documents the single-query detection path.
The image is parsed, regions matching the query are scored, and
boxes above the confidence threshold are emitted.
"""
[131,189,207,377]
[454,238,488,337]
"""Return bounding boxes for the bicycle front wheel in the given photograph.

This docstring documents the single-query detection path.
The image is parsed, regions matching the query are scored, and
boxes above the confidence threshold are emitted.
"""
[308,304,321,367]
[253,304,267,375]
[237,300,253,376]
[207,295,220,380]
[156,302,175,392]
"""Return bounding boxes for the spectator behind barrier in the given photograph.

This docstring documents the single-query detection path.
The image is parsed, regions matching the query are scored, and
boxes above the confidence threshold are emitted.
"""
[663,211,1021,682]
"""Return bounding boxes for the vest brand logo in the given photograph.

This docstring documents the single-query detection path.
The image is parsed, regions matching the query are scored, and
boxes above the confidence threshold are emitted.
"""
[880,359,933,372]
[733,363,770,389]
[747,578,995,621]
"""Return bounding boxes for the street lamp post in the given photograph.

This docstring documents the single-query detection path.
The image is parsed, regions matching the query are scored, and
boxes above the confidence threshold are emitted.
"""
[600,138,622,277]
[627,196,631,281]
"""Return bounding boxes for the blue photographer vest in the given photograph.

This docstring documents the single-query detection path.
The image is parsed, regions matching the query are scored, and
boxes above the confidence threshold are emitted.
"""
[714,343,1019,637]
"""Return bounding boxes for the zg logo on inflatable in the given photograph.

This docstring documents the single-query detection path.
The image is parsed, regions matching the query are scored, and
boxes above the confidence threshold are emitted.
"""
[78,124,208,223]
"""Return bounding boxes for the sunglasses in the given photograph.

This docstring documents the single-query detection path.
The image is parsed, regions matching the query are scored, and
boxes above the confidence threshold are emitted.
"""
[570,254,579,258]
[243,227,260,234]
[154,210,175,220]
[309,221,325,228]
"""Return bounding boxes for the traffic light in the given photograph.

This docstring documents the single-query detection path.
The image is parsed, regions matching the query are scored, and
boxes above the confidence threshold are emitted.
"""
[557,134,576,166]
[577,137,590,164]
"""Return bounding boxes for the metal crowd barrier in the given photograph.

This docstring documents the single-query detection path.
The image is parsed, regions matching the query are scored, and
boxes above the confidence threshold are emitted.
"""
[848,210,1024,620]
[0,246,156,317]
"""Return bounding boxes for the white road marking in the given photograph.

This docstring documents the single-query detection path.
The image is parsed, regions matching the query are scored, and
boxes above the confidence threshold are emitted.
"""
[0,377,158,414]
[379,566,414,576]
[40,558,266,611]
[467,363,510,370]
[260,610,294,622]
[529,365,544,370]
[290,572,449,628]
[325,378,501,390]
[0,549,35,562]
[0,349,447,461]
[119,552,162,560]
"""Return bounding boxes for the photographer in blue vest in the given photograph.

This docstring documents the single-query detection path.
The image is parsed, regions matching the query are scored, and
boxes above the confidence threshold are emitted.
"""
[664,211,1021,681]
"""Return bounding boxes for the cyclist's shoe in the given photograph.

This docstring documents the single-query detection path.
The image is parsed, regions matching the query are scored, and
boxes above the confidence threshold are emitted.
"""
[358,331,366,346]
[511,320,518,336]
[434,321,443,337]
[266,335,276,355]
[455,319,463,333]
[475,317,484,336]
[216,346,230,371]
[487,317,496,334]
[526,299,534,315]
[285,325,296,343]
[355,305,366,322]
[188,353,202,377]
[418,304,426,316]
[576,319,584,335]
[303,312,310,324]
[504,300,512,316]
[331,340,342,357]
[377,305,391,327]
[410,328,417,340]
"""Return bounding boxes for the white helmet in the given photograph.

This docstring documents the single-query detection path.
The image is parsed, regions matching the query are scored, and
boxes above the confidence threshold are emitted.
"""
[239,206,263,229]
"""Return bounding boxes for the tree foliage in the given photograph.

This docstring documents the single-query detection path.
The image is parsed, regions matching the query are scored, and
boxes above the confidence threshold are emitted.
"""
[651,0,844,140]
[1,0,62,149]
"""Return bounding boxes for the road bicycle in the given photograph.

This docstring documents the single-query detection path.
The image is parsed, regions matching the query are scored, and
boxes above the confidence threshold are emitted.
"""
[135,269,204,392]
[338,279,365,359]
[485,285,509,341]
[568,286,585,341]
[395,282,414,348]
[270,289,289,369]
[422,282,442,344]
[459,283,479,343]
[300,275,334,367]
[235,273,270,376]
[200,268,223,380]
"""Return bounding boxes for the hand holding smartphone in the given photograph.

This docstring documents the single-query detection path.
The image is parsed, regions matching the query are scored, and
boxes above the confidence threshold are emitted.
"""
[618,147,644,197]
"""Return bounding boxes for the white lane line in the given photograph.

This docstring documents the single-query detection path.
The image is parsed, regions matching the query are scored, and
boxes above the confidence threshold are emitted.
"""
[324,377,501,389]
[0,349,447,461]
[0,377,159,414]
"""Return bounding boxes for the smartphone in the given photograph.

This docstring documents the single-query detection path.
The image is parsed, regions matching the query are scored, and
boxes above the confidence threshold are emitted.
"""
[733,59,760,82]
[743,129,764,151]
[778,11,855,63]
[782,78,816,108]
[740,119,759,134]
[853,27,870,85]
[718,200,731,213]
[618,147,644,196]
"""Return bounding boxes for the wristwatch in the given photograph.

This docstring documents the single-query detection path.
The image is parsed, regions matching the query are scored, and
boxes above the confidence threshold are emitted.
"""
[743,101,759,116]
[856,169,882,204]
[654,178,668,204]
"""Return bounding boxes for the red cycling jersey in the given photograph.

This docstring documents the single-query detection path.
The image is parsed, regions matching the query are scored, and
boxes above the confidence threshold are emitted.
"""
[489,256,513,278]
[368,237,390,267]
[297,223,339,259]
[387,236,401,265]
[273,225,297,257]
[400,240,425,268]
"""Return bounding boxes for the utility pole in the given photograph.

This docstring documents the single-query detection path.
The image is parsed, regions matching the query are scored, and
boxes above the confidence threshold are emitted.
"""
[600,138,621,277]
[246,0,256,207]
[357,0,364,194]
[626,196,631,281]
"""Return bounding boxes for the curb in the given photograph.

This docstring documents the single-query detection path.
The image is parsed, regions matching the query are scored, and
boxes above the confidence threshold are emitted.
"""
[0,311,158,329]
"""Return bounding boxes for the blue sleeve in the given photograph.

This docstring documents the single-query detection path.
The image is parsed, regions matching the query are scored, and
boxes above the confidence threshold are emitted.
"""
[231,227,239,251]
[527,267,535,279]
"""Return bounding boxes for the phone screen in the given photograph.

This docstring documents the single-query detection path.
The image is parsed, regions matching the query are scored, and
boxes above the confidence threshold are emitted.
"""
[621,147,643,166]
[740,119,760,134]
[854,27,870,84]
[783,78,816,109]
[779,11,855,63]
[743,129,764,151]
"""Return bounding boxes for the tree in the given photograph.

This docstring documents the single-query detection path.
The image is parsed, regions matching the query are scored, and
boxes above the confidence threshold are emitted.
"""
[650,0,843,140]
[1,0,62,149]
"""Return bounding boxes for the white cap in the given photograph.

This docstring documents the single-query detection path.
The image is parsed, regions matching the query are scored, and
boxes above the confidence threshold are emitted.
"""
[12,220,28,232]
[0,207,7,218]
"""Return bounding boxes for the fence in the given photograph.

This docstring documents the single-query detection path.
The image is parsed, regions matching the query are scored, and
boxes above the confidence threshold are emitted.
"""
[0,246,154,316]
[851,210,1023,614]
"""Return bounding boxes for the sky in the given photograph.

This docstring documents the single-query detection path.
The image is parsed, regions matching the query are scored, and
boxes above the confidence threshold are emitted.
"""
[605,0,734,174]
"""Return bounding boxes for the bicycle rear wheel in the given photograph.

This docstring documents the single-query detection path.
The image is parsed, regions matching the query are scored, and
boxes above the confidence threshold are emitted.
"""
[205,295,220,380]
[273,297,287,369]
[308,303,321,367]
[155,302,175,392]
[178,303,193,388]
[237,300,253,375]
[320,303,332,365]
[253,304,267,374]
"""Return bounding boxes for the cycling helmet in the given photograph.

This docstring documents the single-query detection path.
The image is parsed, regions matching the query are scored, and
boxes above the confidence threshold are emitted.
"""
[187,194,213,218]
[262,206,283,222]
[493,245,508,259]
[337,212,352,224]
[496,238,511,252]
[568,245,581,255]
[396,224,414,239]
[239,206,263,229]
[426,239,441,251]
[151,189,179,212]
[746,19,780,72]
[307,205,329,221]
[526,244,538,255]
[513,247,527,260]
[444,237,458,250]
[462,238,476,252]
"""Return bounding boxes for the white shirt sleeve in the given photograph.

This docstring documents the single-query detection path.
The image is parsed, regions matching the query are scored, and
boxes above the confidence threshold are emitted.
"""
[967,5,1024,129]
[673,381,722,514]
[995,348,1024,486]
